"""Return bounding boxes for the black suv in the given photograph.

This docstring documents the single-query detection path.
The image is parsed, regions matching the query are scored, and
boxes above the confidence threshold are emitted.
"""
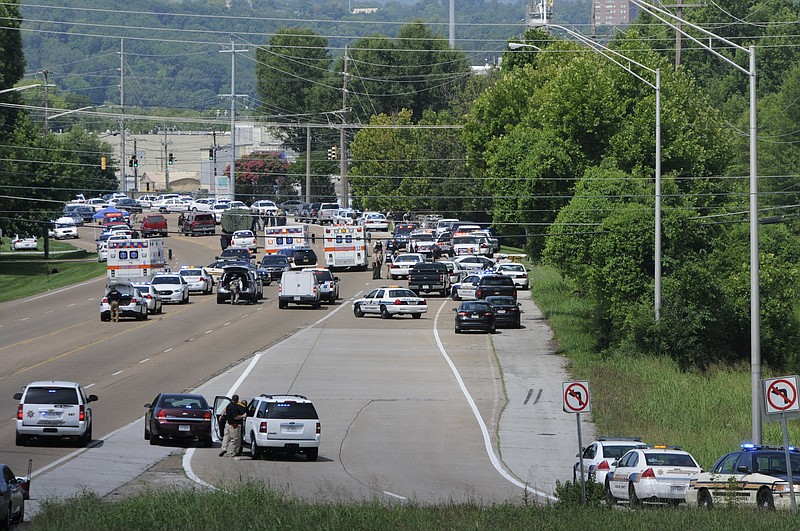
[277,247,317,268]
[260,254,291,280]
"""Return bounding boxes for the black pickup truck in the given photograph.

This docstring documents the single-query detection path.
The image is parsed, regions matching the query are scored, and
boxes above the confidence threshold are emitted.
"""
[408,261,451,296]
[474,274,517,301]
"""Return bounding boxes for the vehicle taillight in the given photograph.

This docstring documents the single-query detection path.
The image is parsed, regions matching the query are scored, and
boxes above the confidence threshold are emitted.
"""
[102,297,108,303]
[458,311,468,316]
[157,409,166,419]
[476,288,483,299]
[79,405,86,422]
[483,311,493,317]
[17,404,23,420]
[520,273,527,279]
[316,422,321,435]
[204,411,211,420]
[422,299,427,305]
[596,460,610,471]
[641,467,656,479]
[278,285,282,294]
[512,288,517,298]
[146,294,153,300]
[393,299,406,305]
[259,421,267,433]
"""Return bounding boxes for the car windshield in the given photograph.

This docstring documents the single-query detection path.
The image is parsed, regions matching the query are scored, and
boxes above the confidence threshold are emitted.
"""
[25,387,79,405]
[152,276,181,285]
[643,453,697,467]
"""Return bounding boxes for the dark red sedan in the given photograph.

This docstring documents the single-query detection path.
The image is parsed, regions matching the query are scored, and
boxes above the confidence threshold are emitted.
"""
[144,393,212,447]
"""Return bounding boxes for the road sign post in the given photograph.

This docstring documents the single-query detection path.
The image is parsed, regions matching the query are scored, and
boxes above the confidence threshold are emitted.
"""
[764,375,799,513]
[563,381,591,504]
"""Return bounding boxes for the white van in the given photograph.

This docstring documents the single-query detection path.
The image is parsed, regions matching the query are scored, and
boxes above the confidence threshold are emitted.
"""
[278,270,321,309]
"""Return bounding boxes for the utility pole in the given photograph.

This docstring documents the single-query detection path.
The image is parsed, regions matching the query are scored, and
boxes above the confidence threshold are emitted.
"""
[306,125,311,203]
[449,0,455,49]
[162,128,172,191]
[340,45,349,208]
[133,138,138,193]
[119,39,127,193]
[41,69,50,133]
[661,2,705,68]
[219,37,247,201]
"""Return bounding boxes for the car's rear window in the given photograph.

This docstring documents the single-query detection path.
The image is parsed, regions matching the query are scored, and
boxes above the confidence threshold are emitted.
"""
[152,276,181,285]
[481,276,513,286]
[180,270,202,277]
[312,270,333,282]
[145,215,165,223]
[486,296,516,305]
[25,387,79,405]
[160,395,208,409]
[461,302,492,311]
[266,402,319,420]
[388,289,416,298]
[644,453,697,467]
[262,256,290,265]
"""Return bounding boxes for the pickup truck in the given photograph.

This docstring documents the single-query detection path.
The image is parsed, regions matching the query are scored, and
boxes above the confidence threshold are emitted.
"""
[474,274,517,301]
[408,261,451,296]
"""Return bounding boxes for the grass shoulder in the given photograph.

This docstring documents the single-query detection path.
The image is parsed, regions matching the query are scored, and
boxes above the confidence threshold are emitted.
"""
[0,238,105,303]
[528,265,800,468]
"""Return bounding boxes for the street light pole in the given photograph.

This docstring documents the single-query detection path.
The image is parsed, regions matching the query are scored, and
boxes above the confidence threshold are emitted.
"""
[509,28,663,321]
[630,0,761,444]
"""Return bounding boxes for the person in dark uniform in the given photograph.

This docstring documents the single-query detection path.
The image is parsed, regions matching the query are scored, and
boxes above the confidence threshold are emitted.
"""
[107,286,122,322]
[219,394,247,458]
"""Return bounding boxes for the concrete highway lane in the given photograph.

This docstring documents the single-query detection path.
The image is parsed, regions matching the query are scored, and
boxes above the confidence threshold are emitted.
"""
[2,216,580,515]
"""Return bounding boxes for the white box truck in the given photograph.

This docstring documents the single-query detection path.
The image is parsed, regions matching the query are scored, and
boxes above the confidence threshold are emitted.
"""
[323,225,368,270]
[278,270,321,309]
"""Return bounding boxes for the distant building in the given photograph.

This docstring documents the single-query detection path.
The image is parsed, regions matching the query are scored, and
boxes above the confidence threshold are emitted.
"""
[526,0,553,27]
[591,0,638,29]
[352,8,378,14]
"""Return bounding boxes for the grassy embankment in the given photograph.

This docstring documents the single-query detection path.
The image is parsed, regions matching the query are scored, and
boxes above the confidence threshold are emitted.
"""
[0,237,105,302]
[26,249,800,528]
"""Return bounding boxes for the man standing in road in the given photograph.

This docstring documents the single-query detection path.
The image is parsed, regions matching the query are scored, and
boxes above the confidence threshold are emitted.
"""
[107,286,122,322]
[219,394,246,458]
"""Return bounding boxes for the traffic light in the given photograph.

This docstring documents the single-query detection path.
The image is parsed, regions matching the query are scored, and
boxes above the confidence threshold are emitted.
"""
[101,155,107,170]
[168,153,174,165]
[208,148,214,160]
[128,156,134,168]
[327,146,338,160]
[129,156,138,168]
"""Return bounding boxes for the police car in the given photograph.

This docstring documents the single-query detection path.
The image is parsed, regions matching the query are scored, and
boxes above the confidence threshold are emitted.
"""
[574,437,647,485]
[605,445,702,507]
[450,272,492,301]
[353,286,427,319]
[686,444,800,510]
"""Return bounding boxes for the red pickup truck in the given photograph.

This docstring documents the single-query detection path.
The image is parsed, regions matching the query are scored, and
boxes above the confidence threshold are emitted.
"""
[140,214,168,237]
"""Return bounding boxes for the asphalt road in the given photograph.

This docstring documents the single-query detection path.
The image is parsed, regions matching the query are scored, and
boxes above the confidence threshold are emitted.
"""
[0,214,587,513]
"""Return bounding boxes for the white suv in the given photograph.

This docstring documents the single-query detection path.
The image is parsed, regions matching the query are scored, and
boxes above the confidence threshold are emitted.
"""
[213,394,320,461]
[14,381,98,447]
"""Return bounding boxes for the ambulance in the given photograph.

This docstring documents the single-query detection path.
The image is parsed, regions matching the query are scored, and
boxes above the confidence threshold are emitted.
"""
[106,239,166,282]
[323,225,368,270]
[263,225,309,254]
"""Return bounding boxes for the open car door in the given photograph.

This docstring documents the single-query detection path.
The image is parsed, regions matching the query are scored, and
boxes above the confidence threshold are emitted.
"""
[212,396,231,443]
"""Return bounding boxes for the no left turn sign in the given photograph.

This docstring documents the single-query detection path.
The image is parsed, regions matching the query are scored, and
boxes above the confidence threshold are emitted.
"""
[765,376,800,415]
[563,381,591,414]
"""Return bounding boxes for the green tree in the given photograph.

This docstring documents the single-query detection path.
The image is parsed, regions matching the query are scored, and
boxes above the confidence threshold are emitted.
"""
[255,28,332,151]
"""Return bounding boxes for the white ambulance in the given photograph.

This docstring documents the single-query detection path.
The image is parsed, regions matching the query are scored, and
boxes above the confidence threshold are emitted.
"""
[106,239,166,282]
[263,225,309,254]
[323,225,368,270]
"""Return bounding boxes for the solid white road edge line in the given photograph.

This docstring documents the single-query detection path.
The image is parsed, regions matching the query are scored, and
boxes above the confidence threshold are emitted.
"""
[433,300,556,502]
